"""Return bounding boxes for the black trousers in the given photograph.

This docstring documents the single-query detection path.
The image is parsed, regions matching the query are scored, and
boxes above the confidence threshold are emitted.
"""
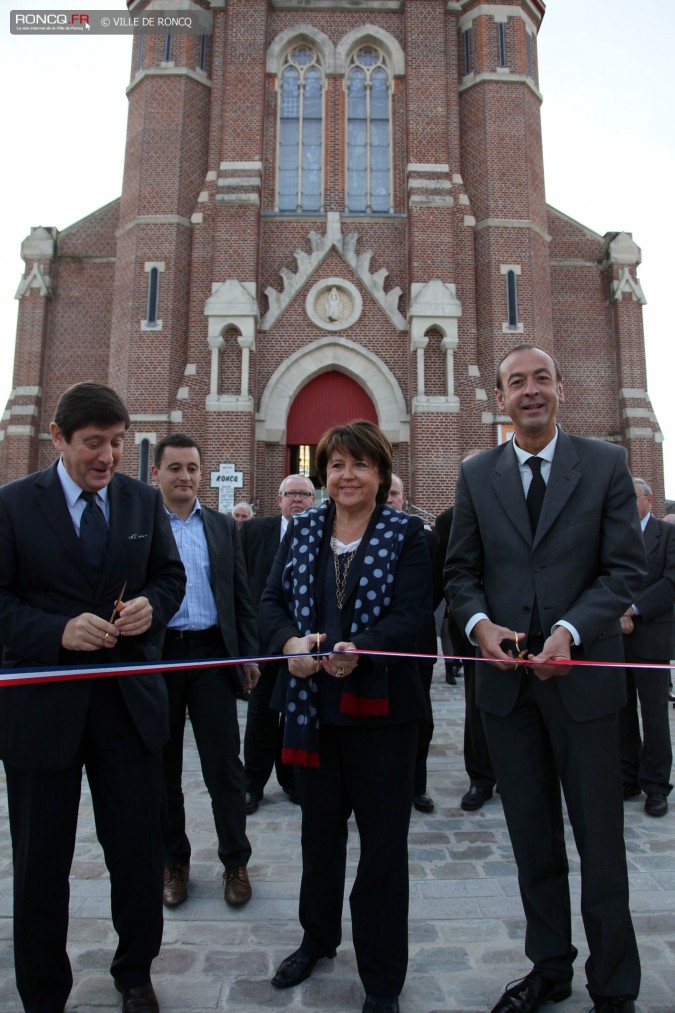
[619,652,672,795]
[464,658,496,790]
[4,679,164,1013]
[162,631,251,869]
[414,663,434,794]
[296,721,417,997]
[482,674,641,1001]
[243,661,294,796]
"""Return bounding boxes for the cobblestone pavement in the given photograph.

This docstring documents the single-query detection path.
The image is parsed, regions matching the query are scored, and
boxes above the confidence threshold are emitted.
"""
[1,660,674,1012]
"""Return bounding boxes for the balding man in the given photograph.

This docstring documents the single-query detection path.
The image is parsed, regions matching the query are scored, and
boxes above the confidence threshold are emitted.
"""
[241,474,316,812]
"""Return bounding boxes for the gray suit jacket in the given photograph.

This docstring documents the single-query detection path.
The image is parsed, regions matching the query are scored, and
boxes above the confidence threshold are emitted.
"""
[627,514,675,660]
[445,428,647,721]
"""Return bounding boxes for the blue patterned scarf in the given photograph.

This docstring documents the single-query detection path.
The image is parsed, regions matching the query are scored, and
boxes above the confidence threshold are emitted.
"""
[281,500,409,766]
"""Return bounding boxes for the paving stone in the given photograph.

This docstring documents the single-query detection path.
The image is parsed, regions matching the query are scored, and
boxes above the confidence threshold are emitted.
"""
[1,659,673,1011]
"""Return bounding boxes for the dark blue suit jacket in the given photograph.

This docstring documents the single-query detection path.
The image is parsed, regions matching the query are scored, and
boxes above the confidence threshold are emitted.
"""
[0,462,186,769]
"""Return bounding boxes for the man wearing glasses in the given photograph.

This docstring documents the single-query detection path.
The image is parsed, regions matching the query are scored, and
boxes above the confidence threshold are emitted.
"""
[240,474,316,813]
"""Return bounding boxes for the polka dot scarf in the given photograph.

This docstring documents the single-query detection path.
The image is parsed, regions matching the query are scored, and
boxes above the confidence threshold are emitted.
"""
[281,500,409,766]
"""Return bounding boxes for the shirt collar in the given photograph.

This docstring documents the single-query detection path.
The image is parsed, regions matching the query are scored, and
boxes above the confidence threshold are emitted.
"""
[57,457,110,508]
[641,512,651,531]
[512,427,559,466]
[163,496,202,521]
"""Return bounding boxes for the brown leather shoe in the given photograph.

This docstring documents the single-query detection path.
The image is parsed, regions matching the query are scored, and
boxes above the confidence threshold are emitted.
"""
[114,980,159,1012]
[223,865,252,906]
[163,863,189,907]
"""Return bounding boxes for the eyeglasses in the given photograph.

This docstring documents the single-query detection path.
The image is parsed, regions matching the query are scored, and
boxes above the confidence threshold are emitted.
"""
[282,490,314,499]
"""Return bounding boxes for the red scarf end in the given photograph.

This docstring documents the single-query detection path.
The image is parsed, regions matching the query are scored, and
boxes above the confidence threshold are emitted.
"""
[339,693,390,718]
[282,747,320,768]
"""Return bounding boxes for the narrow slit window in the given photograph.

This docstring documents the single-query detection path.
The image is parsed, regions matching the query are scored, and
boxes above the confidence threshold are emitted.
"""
[198,33,207,72]
[146,267,160,326]
[463,28,472,75]
[164,33,172,63]
[138,439,150,484]
[506,270,519,329]
[498,23,507,68]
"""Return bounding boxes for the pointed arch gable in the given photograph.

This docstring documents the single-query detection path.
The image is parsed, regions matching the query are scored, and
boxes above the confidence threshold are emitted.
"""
[267,24,336,75]
[257,338,409,444]
[336,25,405,77]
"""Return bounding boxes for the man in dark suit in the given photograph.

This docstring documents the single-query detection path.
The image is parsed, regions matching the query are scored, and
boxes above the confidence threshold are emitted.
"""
[151,434,260,909]
[240,473,315,812]
[387,474,444,813]
[446,346,647,1013]
[619,477,674,816]
[0,382,186,1013]
[436,451,497,812]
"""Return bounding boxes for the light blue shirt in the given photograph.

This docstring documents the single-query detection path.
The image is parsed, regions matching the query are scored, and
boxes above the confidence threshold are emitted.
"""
[164,498,218,631]
[57,457,110,534]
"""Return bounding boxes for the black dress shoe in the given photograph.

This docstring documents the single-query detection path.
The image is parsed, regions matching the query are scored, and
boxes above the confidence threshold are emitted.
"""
[622,784,641,800]
[590,998,635,1012]
[413,792,435,813]
[285,787,301,805]
[271,946,336,989]
[114,980,159,1013]
[644,792,668,816]
[490,971,572,1012]
[363,995,400,1012]
[245,791,260,814]
[461,785,493,811]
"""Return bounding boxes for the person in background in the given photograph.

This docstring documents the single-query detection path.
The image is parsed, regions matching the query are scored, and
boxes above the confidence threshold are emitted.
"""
[387,474,443,813]
[619,477,674,817]
[240,474,316,812]
[446,345,646,1013]
[151,434,259,910]
[0,382,186,1013]
[260,421,431,1013]
[436,450,496,812]
[232,501,254,528]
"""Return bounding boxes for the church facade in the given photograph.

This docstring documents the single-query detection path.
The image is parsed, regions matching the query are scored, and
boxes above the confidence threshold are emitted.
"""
[1,0,664,516]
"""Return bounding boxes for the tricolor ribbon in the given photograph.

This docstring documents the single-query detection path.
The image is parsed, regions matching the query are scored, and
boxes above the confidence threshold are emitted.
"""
[0,650,672,688]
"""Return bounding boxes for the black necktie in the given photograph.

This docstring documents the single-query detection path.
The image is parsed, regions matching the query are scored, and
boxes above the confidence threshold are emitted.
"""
[526,457,546,533]
[79,491,108,572]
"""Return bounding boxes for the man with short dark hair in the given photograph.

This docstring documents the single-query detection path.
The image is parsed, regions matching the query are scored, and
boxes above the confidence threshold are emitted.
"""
[619,477,674,816]
[0,382,186,1013]
[241,473,316,812]
[446,345,647,1013]
[152,434,259,908]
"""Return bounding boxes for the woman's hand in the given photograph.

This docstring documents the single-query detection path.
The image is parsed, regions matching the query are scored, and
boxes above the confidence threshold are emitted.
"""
[324,641,359,679]
[283,633,327,679]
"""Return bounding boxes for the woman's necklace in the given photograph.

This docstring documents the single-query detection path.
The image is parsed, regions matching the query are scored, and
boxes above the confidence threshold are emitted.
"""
[332,519,361,611]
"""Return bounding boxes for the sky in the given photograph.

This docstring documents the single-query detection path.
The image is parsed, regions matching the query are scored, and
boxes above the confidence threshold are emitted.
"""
[1,0,673,496]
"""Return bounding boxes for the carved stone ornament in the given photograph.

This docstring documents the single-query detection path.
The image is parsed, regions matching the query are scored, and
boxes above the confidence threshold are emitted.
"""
[306,277,363,332]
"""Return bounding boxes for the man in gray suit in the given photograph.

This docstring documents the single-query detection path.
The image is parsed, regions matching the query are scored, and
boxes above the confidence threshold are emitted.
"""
[446,345,647,1013]
[152,435,259,910]
[619,477,674,816]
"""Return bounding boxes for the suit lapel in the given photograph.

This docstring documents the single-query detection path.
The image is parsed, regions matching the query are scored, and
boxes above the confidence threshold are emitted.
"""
[643,515,659,557]
[533,428,581,549]
[35,463,100,591]
[492,444,532,546]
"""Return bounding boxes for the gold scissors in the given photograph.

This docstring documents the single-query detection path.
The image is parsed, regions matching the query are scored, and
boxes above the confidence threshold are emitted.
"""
[512,631,528,669]
[103,580,127,642]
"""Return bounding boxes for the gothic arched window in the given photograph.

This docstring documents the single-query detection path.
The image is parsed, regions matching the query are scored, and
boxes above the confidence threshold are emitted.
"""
[346,46,391,213]
[277,45,324,212]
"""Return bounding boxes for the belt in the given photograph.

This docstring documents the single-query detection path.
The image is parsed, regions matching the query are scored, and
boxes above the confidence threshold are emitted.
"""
[165,626,220,643]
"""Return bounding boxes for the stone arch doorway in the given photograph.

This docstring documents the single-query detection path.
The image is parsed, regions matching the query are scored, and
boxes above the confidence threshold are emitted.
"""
[286,371,377,488]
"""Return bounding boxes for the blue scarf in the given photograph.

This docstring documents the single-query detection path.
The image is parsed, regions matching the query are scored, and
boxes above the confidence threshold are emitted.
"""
[281,500,409,766]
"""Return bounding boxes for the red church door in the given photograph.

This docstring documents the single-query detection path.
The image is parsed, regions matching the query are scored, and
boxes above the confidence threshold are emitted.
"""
[286,372,377,489]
